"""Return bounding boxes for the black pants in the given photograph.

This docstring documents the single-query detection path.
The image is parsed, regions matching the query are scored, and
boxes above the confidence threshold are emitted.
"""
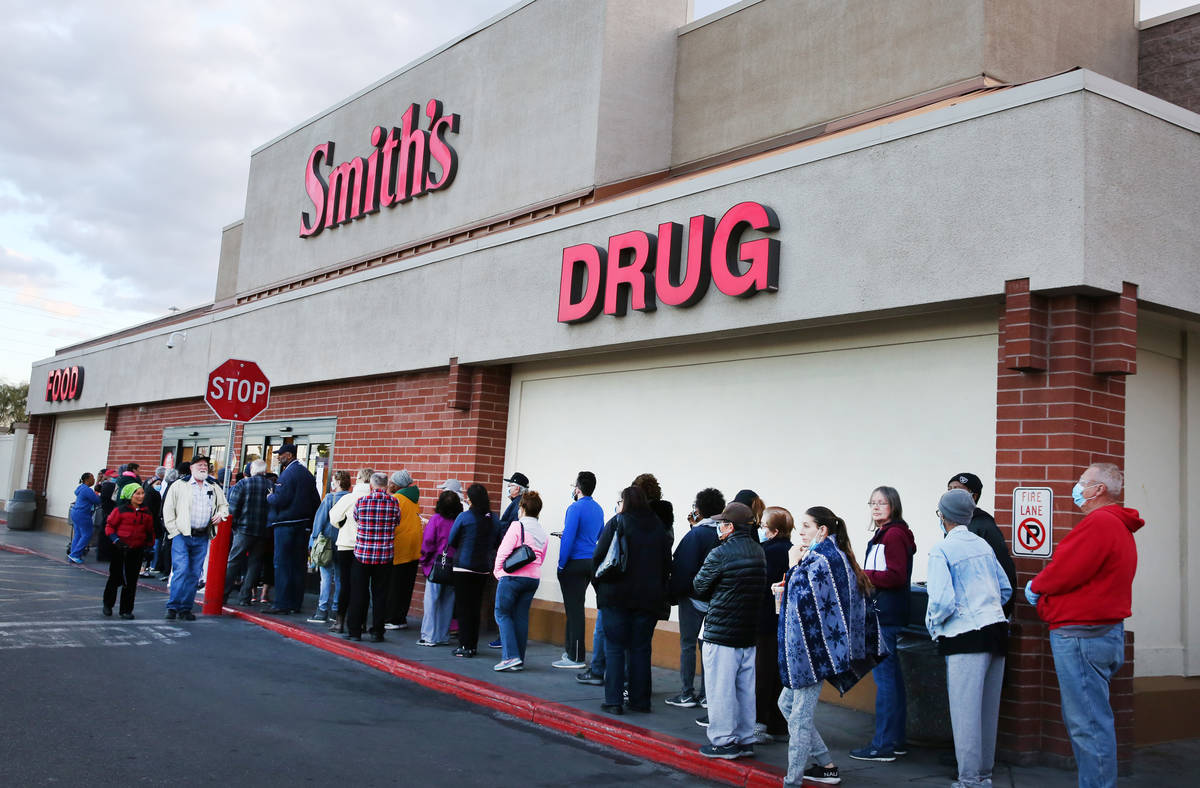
[756,626,788,736]
[227,531,270,603]
[558,559,592,662]
[349,559,391,637]
[386,560,418,625]
[336,550,354,616]
[452,572,487,650]
[103,547,145,615]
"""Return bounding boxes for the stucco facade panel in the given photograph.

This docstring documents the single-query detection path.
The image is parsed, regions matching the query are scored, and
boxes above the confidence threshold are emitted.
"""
[1083,92,1200,313]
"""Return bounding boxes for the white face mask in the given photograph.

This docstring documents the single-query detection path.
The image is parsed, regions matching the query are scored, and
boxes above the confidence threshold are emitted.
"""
[192,468,208,482]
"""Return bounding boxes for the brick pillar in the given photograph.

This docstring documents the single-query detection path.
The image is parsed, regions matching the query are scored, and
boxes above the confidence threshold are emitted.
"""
[995,278,1137,771]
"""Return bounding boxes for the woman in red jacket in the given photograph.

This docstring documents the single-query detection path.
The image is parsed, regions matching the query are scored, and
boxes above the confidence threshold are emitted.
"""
[104,484,156,619]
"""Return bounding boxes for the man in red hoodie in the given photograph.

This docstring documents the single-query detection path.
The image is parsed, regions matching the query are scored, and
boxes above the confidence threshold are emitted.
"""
[1026,462,1143,788]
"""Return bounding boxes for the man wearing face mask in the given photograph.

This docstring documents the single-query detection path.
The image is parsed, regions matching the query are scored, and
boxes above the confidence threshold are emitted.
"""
[161,456,229,620]
[1025,463,1143,788]
[556,471,602,670]
[693,502,768,759]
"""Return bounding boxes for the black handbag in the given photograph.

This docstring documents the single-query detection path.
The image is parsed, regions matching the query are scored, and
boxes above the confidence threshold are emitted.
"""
[502,521,537,573]
[430,549,455,584]
[594,516,627,579]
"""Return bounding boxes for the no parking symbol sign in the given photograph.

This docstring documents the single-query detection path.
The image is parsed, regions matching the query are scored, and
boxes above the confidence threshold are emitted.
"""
[1012,487,1053,558]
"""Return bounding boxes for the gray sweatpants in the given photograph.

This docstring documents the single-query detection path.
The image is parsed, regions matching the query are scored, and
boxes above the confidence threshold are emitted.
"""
[702,641,756,747]
[779,684,829,787]
[946,651,1006,788]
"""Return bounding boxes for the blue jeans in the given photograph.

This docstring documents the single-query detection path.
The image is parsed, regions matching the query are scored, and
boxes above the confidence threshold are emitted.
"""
[590,609,606,674]
[167,535,210,612]
[1050,624,1124,788]
[495,576,539,661]
[601,606,656,708]
[678,600,705,696]
[420,574,455,643]
[317,563,338,613]
[272,524,308,612]
[870,625,907,750]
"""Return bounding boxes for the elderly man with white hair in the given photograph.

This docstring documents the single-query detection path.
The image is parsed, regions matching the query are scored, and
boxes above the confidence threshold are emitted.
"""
[1026,462,1144,788]
[225,459,273,606]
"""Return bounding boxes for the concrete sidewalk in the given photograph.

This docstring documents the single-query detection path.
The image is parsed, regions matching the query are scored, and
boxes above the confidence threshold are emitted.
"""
[3,523,1196,787]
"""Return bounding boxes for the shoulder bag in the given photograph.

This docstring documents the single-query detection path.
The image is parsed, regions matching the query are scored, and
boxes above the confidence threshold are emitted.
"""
[502,521,537,573]
[595,516,627,579]
[430,548,455,584]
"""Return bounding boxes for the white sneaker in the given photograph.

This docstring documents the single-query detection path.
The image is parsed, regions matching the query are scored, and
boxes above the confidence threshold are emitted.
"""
[493,658,523,672]
[384,623,400,630]
[416,638,437,647]
[552,657,587,669]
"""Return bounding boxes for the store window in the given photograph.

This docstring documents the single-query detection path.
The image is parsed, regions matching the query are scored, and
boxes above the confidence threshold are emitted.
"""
[161,425,233,483]
[241,418,336,494]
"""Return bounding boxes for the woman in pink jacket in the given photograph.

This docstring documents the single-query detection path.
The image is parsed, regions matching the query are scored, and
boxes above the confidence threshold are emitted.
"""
[492,490,549,672]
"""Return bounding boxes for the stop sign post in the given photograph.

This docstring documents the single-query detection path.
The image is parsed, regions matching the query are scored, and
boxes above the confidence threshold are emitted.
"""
[202,359,271,616]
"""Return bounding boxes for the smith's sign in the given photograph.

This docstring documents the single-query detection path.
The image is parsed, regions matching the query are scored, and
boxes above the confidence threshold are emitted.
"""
[558,201,779,323]
[300,99,460,238]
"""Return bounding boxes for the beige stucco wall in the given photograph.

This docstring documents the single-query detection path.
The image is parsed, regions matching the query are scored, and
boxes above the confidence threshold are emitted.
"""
[505,309,999,610]
[234,0,687,297]
[672,0,1138,169]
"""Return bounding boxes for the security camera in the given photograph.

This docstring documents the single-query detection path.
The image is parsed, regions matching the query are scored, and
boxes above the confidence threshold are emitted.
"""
[166,330,187,349]
[166,337,175,349]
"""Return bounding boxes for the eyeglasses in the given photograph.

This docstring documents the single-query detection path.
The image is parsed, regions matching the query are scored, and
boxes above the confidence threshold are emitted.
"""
[867,501,889,508]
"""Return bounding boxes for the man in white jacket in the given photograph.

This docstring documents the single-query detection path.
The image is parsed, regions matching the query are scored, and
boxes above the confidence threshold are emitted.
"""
[161,456,229,620]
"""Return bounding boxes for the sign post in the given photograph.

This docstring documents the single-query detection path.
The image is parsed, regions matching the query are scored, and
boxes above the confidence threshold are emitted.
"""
[1012,487,1053,558]
[201,359,271,616]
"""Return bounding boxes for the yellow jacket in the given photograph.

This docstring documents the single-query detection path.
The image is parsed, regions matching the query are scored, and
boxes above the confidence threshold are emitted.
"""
[392,488,423,563]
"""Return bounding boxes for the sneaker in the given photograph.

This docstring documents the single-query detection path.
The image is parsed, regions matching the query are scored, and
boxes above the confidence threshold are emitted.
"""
[68,556,83,564]
[552,657,587,669]
[576,670,604,685]
[453,646,476,658]
[164,609,177,620]
[179,611,197,621]
[384,623,401,630]
[493,658,524,672]
[849,745,896,762]
[698,743,741,760]
[893,745,909,756]
[665,692,699,708]
[700,695,707,709]
[415,638,438,647]
[102,606,113,617]
[306,613,329,624]
[119,612,135,620]
[736,744,755,758]
[369,632,385,643]
[803,763,842,784]
[695,715,709,728]
[487,638,503,649]
[751,731,775,745]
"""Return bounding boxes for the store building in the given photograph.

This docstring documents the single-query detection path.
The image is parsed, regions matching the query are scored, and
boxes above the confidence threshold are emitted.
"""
[24,0,1200,769]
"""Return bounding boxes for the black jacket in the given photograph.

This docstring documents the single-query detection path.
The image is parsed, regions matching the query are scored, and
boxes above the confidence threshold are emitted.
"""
[592,511,672,616]
[968,508,1017,617]
[758,535,792,633]
[693,528,767,648]
[669,520,720,600]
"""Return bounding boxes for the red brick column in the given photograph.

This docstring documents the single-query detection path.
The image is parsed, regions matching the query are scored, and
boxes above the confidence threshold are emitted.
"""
[994,278,1137,771]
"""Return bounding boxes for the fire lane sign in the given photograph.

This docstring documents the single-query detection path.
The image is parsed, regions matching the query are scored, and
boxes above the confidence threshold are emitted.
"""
[1012,486,1053,558]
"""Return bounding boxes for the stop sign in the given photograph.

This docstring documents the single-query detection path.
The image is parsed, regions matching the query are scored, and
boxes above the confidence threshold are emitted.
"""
[205,359,271,422]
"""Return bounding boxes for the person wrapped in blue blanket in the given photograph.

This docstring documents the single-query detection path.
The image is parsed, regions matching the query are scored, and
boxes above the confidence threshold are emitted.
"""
[777,506,885,787]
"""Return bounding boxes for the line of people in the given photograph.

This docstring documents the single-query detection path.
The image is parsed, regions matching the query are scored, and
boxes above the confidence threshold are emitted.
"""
[67,455,1141,788]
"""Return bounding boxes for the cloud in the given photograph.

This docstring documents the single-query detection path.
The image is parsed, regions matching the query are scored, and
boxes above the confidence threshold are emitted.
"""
[0,0,516,320]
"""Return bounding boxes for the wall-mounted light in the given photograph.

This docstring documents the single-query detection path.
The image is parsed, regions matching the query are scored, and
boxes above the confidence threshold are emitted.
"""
[166,331,188,349]
[189,431,199,437]
[280,426,293,433]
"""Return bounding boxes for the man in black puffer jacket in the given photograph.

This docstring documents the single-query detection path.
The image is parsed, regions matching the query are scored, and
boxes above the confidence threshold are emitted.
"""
[693,502,767,760]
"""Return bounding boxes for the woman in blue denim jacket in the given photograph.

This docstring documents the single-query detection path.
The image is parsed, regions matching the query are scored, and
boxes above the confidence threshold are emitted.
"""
[926,489,1013,788]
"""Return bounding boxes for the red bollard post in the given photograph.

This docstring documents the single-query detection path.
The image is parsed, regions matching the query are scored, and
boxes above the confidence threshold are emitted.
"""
[202,517,232,616]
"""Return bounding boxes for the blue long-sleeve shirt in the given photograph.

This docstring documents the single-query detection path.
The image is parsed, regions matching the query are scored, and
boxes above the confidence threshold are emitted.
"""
[558,495,603,570]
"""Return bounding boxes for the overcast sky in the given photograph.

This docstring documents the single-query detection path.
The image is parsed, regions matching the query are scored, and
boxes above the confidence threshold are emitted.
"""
[0,0,1190,385]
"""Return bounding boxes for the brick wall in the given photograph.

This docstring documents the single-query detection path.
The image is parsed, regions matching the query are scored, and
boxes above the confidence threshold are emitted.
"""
[33,363,511,619]
[1139,12,1200,115]
[994,278,1137,770]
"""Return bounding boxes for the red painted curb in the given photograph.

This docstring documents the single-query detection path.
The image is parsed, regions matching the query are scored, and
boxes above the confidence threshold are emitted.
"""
[3,539,786,787]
